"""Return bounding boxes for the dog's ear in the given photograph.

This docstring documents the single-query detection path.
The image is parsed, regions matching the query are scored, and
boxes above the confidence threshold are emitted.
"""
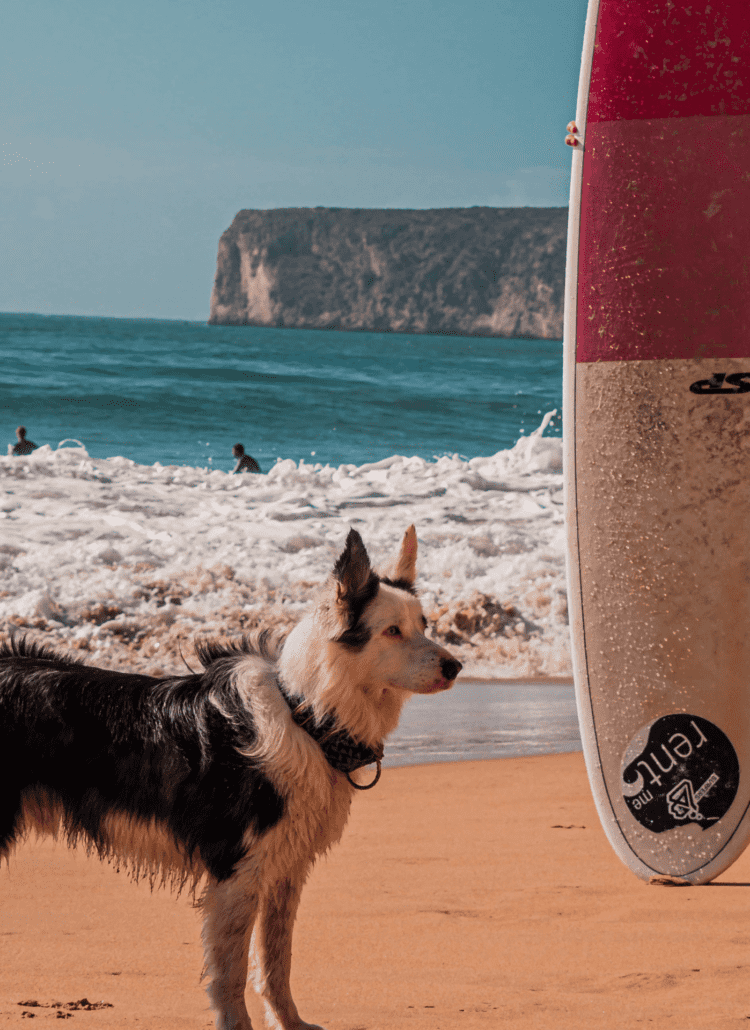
[380,524,418,587]
[333,528,375,606]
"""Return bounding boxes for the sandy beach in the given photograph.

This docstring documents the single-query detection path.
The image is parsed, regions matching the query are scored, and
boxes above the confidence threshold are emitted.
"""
[3,752,750,1029]
[4,433,746,1028]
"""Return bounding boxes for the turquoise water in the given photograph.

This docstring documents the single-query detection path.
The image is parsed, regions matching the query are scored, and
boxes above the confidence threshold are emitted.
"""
[1,313,562,471]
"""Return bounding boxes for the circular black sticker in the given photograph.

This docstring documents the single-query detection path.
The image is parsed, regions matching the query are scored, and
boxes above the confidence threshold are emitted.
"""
[621,715,739,833]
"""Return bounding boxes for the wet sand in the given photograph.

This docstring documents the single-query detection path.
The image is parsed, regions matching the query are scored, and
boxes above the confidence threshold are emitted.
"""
[3,752,750,1029]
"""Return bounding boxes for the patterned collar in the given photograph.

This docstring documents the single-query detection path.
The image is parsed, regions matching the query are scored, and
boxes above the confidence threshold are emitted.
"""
[279,684,384,788]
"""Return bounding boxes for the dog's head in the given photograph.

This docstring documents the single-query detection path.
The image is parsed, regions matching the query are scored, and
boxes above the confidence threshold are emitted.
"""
[279,526,462,743]
[325,525,462,696]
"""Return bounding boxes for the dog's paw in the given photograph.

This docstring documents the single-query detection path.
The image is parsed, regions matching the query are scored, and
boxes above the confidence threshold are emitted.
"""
[264,1013,325,1030]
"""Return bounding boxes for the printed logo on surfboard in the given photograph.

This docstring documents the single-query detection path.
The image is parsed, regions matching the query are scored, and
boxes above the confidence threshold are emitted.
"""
[621,715,739,833]
[689,372,750,394]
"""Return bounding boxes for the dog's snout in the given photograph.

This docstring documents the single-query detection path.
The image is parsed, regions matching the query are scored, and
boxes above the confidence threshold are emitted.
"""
[441,657,462,681]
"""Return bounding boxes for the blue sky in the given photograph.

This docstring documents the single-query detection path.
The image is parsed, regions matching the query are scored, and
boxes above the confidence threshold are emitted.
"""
[2,0,588,320]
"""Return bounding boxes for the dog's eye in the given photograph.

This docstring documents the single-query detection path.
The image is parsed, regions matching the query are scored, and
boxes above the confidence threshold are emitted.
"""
[384,625,402,637]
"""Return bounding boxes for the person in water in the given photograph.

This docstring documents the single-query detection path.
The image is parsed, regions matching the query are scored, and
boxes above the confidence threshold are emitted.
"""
[9,426,38,456]
[232,443,261,474]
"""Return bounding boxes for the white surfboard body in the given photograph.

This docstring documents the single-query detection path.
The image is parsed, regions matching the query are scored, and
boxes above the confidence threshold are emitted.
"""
[564,0,750,883]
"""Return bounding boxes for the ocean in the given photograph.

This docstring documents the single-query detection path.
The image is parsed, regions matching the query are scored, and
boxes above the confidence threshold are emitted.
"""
[1,313,562,471]
[386,680,579,766]
[1,311,577,762]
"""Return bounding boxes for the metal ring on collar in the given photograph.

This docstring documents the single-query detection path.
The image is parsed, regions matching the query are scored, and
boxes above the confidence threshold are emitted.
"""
[346,760,382,790]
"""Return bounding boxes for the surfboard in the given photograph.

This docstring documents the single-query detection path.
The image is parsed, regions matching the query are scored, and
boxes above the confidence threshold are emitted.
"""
[563,0,750,884]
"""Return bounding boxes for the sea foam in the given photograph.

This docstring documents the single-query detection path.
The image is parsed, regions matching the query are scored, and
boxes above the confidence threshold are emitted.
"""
[0,413,569,679]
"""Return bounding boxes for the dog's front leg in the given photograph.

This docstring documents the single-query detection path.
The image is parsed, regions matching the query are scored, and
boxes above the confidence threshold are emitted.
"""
[249,867,324,1030]
[202,872,260,1030]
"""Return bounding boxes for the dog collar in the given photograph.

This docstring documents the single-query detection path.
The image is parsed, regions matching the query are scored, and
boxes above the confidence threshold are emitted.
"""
[280,688,384,790]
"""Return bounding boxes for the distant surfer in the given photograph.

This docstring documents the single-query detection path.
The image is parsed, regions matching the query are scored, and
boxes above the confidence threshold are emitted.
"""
[232,443,261,474]
[8,426,38,456]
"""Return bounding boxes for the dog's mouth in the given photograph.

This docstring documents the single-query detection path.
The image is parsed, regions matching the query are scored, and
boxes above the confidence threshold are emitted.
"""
[387,676,456,694]
[420,677,455,694]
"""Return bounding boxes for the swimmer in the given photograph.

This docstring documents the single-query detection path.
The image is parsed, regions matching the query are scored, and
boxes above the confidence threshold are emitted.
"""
[232,443,261,474]
[8,426,38,456]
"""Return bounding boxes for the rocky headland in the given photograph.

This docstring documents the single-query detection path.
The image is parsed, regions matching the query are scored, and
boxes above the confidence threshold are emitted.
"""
[208,207,567,339]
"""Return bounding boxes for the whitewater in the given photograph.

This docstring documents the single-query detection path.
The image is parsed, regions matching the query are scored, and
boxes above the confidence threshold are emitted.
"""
[0,411,569,680]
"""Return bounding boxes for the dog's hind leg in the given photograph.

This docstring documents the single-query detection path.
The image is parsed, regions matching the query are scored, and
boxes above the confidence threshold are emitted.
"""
[249,864,324,1030]
[201,870,260,1030]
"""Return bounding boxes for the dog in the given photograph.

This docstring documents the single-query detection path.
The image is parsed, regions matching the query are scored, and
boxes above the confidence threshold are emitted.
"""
[0,525,461,1030]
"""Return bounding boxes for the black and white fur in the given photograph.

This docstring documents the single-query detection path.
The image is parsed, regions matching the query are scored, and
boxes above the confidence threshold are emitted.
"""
[0,526,461,1030]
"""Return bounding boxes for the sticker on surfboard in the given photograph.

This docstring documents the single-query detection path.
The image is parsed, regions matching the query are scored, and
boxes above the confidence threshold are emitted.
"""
[621,715,739,834]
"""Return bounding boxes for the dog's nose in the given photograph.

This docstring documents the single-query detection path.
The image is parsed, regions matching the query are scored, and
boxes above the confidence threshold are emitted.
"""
[441,657,462,681]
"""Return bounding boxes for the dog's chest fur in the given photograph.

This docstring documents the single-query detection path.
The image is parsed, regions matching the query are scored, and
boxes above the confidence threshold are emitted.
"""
[233,656,355,865]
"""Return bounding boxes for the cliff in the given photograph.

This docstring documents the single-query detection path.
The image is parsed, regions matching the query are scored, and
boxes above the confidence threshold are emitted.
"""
[208,207,567,339]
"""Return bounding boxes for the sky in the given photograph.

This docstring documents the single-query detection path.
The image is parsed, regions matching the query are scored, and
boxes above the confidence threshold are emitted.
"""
[2,0,588,321]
